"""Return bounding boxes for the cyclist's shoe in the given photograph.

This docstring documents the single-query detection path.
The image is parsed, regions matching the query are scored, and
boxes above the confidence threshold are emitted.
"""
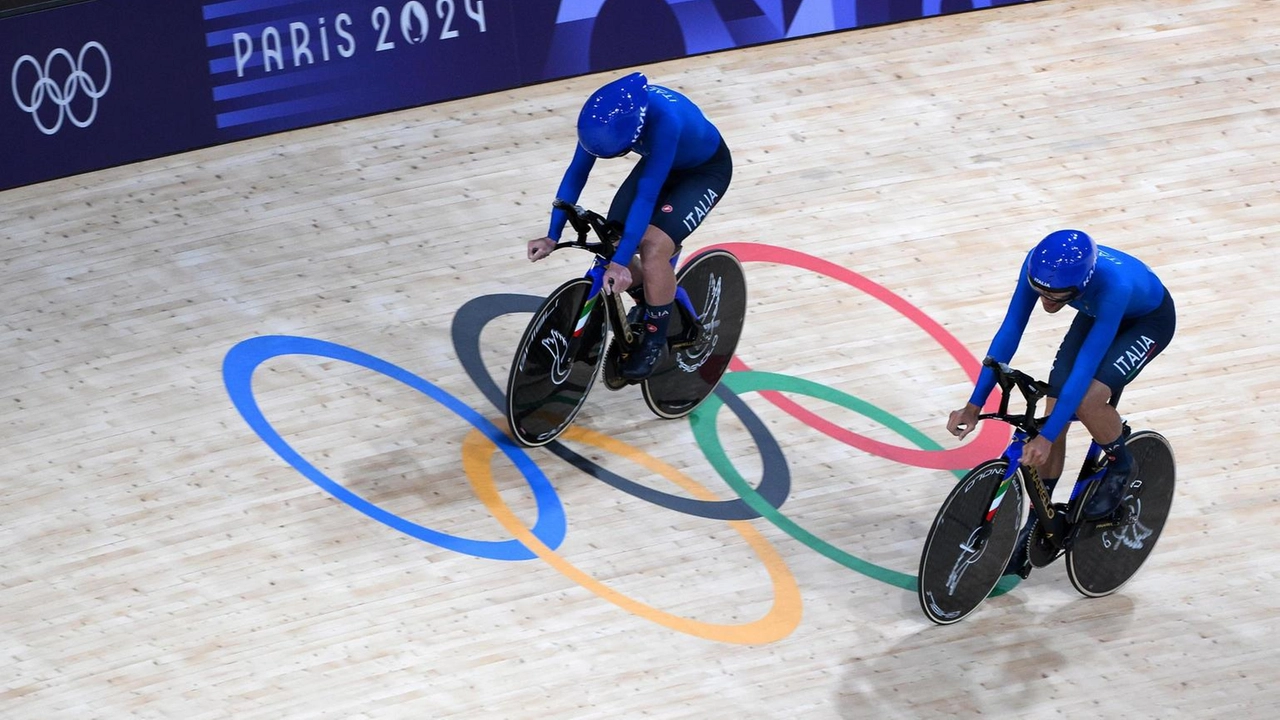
[620,333,666,380]
[1003,516,1036,578]
[1083,460,1137,521]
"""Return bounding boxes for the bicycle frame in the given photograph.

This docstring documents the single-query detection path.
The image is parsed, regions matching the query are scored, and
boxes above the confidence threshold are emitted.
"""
[553,199,706,356]
[920,357,1170,621]
[971,357,1126,554]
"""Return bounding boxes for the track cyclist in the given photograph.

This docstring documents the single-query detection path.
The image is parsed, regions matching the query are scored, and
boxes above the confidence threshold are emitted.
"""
[946,230,1176,578]
[526,72,733,380]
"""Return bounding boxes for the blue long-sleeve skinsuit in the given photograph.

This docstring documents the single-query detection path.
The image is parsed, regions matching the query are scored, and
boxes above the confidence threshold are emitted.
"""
[545,84,723,267]
[969,246,1168,442]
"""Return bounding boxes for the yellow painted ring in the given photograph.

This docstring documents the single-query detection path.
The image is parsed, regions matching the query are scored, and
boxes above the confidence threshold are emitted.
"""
[462,425,803,644]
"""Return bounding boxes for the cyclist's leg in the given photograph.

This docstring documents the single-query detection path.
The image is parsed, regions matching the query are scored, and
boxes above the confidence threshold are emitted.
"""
[1005,372,1071,577]
[1076,380,1125,453]
[641,139,731,313]
[1044,314,1126,517]
[1045,312,1108,446]
[621,140,731,379]
[605,167,672,309]
[603,168,653,325]
[620,228,678,378]
[610,138,732,290]
[1038,397,1069,482]
[1078,291,1176,518]
[636,228,678,306]
[605,167,664,377]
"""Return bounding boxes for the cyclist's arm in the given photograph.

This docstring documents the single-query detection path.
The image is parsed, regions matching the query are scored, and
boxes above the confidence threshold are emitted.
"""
[968,270,1038,408]
[1038,288,1128,442]
[546,146,596,240]
[612,116,679,266]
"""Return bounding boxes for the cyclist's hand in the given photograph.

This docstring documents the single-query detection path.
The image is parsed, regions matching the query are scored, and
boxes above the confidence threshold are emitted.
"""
[1022,435,1052,469]
[947,404,980,439]
[528,237,556,262]
[602,262,632,295]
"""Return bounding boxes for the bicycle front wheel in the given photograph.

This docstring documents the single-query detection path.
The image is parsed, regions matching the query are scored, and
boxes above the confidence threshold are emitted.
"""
[642,249,747,419]
[505,277,606,447]
[918,459,1023,625]
[1066,430,1176,597]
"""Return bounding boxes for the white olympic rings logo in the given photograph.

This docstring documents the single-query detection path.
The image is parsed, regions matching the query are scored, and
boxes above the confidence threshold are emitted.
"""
[11,41,111,135]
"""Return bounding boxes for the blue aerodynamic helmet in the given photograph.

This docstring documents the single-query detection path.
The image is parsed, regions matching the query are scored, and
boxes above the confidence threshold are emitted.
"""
[577,72,649,158]
[1026,229,1098,298]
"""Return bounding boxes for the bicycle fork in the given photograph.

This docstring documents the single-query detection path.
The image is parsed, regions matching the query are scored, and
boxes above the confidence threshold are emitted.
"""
[584,261,635,349]
[969,469,1018,552]
[588,254,710,356]
[972,432,1069,551]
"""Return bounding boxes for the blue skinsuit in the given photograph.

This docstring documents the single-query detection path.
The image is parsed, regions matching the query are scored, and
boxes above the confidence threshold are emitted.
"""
[546,84,723,267]
[969,246,1168,442]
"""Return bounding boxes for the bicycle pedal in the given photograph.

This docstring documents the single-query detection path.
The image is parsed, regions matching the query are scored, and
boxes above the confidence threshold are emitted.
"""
[602,342,631,390]
[603,373,630,391]
[1003,563,1032,580]
[1091,509,1129,530]
[1027,528,1061,569]
[666,328,701,348]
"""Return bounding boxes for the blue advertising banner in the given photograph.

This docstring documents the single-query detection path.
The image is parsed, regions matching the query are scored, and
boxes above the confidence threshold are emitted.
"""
[2,0,1039,191]
[202,0,522,138]
[3,2,214,190]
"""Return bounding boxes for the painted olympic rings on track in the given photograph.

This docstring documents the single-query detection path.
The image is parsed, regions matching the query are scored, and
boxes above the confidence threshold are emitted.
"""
[462,425,802,645]
[223,333,802,641]
[222,334,565,561]
[693,371,957,591]
[698,242,1008,471]
[451,293,791,520]
[223,245,1019,637]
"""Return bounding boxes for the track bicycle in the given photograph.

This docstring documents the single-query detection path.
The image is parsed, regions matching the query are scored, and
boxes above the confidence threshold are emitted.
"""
[504,200,747,447]
[918,357,1176,624]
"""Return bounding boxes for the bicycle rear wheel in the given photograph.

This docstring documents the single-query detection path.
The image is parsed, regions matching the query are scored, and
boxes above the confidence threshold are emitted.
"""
[918,459,1023,625]
[1066,430,1175,597]
[642,249,747,419]
[505,277,606,447]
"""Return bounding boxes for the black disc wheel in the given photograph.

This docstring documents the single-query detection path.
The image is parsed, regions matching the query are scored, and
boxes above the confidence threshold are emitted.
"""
[505,278,606,447]
[918,459,1023,625]
[641,249,747,419]
[1066,430,1175,597]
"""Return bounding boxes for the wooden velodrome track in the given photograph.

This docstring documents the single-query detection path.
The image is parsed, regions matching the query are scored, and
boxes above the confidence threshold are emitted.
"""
[4,0,1277,717]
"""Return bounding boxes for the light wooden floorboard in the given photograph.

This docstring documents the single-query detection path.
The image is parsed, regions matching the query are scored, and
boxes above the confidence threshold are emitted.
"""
[2,0,1278,717]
